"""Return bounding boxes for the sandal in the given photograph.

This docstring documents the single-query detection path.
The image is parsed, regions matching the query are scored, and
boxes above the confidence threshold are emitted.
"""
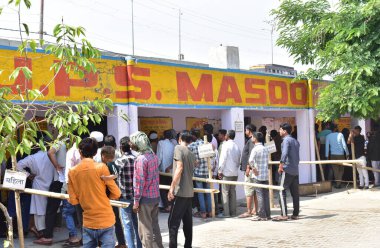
[238,212,252,218]
[272,216,288,222]
[29,227,43,239]
[193,212,202,218]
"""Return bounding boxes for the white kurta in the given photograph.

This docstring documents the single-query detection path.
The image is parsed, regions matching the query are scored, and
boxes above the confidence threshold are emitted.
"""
[17,151,55,215]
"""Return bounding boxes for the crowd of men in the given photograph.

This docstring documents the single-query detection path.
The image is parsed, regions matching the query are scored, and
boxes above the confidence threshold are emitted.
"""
[6,119,380,247]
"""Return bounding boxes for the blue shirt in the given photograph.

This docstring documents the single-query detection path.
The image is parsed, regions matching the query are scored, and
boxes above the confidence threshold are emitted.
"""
[280,135,300,176]
[325,132,349,157]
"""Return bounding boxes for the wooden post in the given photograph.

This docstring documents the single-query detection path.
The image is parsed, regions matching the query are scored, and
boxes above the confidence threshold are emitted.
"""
[204,135,215,218]
[351,141,357,189]
[266,134,274,208]
[11,155,24,248]
[314,136,325,181]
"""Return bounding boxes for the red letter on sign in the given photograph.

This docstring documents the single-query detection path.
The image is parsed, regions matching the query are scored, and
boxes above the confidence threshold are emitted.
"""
[1,57,33,93]
[126,66,151,100]
[290,82,307,105]
[54,63,98,97]
[176,72,213,102]
[268,80,288,105]
[217,76,242,103]
[245,78,266,104]
[115,66,128,99]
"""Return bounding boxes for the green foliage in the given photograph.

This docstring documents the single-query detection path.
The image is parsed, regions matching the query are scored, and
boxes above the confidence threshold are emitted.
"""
[0,0,122,164]
[272,0,380,120]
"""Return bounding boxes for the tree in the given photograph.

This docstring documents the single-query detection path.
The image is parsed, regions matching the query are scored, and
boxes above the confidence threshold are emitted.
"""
[272,0,380,120]
[0,1,126,247]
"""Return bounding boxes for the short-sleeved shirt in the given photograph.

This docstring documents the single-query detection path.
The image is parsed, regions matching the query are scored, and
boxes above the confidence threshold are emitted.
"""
[173,145,196,197]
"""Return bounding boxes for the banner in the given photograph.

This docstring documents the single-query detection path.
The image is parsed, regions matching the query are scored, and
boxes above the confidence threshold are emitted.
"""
[138,117,173,139]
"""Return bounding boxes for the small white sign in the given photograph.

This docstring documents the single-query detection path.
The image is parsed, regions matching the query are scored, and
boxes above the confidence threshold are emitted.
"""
[3,170,27,190]
[265,141,277,154]
[235,121,244,132]
[198,143,215,159]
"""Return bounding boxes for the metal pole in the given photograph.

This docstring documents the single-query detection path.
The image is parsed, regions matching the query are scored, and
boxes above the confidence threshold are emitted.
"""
[39,0,44,42]
[131,0,135,55]
[178,9,182,60]
[270,25,274,64]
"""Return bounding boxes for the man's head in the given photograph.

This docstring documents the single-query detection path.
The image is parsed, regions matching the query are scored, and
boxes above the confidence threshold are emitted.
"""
[79,137,98,158]
[259,126,267,133]
[190,128,201,140]
[245,124,257,138]
[279,123,292,137]
[270,130,278,139]
[226,130,236,140]
[179,130,193,144]
[163,130,172,140]
[148,131,158,142]
[120,136,132,154]
[321,121,331,130]
[90,131,104,147]
[252,132,264,144]
[330,123,338,132]
[101,146,116,163]
[203,124,214,135]
[130,131,153,153]
[353,126,362,136]
[104,135,116,148]
[218,129,227,142]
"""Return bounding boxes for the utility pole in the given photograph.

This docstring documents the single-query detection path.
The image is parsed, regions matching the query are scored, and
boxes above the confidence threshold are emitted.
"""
[178,9,183,61]
[39,0,44,42]
[131,0,135,55]
[263,20,276,65]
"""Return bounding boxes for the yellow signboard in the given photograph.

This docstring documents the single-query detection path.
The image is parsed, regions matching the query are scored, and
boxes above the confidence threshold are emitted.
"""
[138,117,173,139]
[0,46,323,109]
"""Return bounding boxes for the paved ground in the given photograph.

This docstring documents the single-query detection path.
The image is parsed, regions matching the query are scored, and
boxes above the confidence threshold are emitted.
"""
[6,186,380,248]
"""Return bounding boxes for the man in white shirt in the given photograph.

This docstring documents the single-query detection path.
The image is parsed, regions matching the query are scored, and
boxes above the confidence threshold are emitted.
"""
[90,131,104,163]
[218,130,241,217]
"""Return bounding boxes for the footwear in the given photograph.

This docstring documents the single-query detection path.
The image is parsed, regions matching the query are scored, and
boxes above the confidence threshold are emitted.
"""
[272,216,288,222]
[33,237,53,246]
[251,216,268,221]
[358,186,364,189]
[29,227,43,239]
[238,212,252,218]
[364,186,369,190]
[115,245,128,248]
[290,215,299,220]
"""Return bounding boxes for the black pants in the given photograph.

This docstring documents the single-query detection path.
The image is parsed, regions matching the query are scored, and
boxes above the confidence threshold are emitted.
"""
[253,179,271,218]
[112,206,125,245]
[278,172,299,217]
[168,196,192,248]
[44,181,63,238]
[159,175,172,209]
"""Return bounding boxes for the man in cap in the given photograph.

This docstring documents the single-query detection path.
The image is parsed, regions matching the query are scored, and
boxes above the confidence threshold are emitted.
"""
[90,131,104,163]
[130,131,164,248]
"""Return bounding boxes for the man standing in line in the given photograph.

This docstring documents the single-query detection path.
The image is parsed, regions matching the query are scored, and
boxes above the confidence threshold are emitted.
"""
[325,123,349,189]
[238,124,258,218]
[249,132,271,221]
[318,122,333,180]
[157,130,176,213]
[274,123,300,221]
[188,129,212,219]
[218,130,241,217]
[348,126,369,189]
[68,137,121,247]
[203,124,218,149]
[168,131,196,248]
[130,132,164,248]
[91,131,104,163]
[368,124,380,187]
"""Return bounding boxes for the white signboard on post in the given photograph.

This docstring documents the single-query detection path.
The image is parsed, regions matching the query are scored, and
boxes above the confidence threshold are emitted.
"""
[3,170,27,190]
[235,121,244,132]
[265,141,277,154]
[198,143,215,159]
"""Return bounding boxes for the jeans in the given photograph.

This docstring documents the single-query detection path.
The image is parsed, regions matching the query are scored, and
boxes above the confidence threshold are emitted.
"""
[113,206,126,245]
[168,197,192,248]
[62,200,77,238]
[194,175,212,213]
[83,225,115,248]
[371,161,380,186]
[120,199,142,248]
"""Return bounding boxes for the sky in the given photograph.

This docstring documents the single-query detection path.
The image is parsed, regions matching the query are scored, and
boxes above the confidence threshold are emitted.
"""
[0,0,311,72]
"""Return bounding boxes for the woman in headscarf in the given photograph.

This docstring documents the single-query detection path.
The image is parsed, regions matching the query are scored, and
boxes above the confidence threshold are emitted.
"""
[130,132,163,248]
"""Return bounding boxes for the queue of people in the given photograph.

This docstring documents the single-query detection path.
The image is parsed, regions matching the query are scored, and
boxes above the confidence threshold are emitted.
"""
[13,120,380,246]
